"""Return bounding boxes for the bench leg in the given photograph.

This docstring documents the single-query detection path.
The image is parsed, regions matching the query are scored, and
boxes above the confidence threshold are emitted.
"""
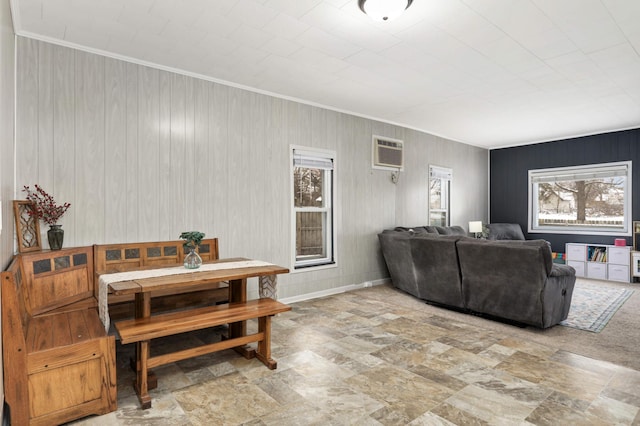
[229,278,255,359]
[255,315,278,369]
[134,340,152,409]
[132,292,157,392]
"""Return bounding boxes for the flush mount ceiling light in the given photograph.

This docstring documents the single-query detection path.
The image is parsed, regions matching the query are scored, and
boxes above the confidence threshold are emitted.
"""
[358,0,413,21]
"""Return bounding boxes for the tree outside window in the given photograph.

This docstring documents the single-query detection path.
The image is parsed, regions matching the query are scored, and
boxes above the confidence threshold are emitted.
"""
[529,162,631,235]
[292,148,335,269]
[429,166,452,227]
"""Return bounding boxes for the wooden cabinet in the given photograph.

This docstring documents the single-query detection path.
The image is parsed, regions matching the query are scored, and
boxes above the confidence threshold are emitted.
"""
[565,243,630,282]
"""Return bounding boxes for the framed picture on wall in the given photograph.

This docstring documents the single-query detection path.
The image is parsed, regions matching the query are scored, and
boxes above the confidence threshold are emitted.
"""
[13,200,42,253]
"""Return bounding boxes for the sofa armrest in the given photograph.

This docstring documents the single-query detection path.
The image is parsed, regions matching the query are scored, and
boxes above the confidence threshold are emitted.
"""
[550,264,575,277]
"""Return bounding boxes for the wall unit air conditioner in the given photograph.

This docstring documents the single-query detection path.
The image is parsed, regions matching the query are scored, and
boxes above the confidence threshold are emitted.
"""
[372,135,404,171]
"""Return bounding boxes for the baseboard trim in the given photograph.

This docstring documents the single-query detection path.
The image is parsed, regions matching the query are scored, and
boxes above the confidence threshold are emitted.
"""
[280,278,389,305]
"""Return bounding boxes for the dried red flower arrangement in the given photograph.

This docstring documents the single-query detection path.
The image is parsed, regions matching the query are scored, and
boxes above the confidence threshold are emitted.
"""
[23,185,71,226]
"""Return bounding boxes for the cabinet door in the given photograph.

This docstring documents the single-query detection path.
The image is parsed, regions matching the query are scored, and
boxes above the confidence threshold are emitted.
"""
[608,264,629,282]
[633,253,640,278]
[587,262,606,280]
[567,260,585,277]
[608,247,630,265]
[566,244,586,261]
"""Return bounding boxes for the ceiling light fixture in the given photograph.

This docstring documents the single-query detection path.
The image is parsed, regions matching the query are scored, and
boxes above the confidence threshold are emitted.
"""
[358,0,413,22]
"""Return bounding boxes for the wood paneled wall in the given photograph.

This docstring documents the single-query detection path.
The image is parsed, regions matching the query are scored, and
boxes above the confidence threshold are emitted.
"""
[1,0,15,416]
[490,129,640,252]
[1,0,14,270]
[14,37,488,299]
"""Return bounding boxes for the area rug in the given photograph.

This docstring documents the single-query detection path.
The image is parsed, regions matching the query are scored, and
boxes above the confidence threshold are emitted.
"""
[560,283,634,332]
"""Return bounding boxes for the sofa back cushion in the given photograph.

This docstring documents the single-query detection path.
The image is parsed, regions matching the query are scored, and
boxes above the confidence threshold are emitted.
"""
[409,234,465,308]
[486,223,525,240]
[394,225,466,236]
[456,239,553,325]
[378,231,420,297]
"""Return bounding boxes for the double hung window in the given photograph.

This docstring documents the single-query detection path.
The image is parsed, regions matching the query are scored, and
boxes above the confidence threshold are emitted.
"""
[429,165,452,227]
[292,147,335,269]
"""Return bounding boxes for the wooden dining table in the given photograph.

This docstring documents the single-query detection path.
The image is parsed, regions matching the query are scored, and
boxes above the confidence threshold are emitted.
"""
[100,257,289,391]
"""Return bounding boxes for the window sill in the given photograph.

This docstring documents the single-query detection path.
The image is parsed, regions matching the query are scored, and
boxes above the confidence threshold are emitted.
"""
[292,262,337,273]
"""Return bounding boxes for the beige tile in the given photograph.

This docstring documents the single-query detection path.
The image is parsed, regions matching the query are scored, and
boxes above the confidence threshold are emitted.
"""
[605,368,640,407]
[445,384,535,423]
[586,395,640,425]
[379,317,451,343]
[173,372,279,425]
[526,393,609,426]
[436,330,502,354]
[427,402,489,425]
[372,339,450,369]
[550,350,621,376]
[256,401,341,426]
[498,337,559,359]
[345,365,454,419]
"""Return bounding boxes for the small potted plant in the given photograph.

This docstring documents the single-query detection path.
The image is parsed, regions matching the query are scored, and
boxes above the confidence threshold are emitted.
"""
[23,185,71,250]
[180,231,205,269]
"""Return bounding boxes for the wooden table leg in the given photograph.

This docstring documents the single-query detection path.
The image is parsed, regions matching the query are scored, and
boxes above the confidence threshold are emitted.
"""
[255,315,278,369]
[132,292,157,392]
[228,278,255,358]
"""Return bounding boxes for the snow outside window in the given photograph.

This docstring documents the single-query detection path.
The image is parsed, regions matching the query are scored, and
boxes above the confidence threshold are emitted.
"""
[528,161,632,236]
[429,165,452,227]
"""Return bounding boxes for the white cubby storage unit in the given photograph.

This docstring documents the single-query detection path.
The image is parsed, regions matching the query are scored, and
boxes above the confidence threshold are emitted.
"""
[565,243,630,282]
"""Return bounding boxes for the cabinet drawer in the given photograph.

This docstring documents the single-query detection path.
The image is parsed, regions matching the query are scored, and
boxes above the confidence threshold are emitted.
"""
[587,262,607,280]
[566,244,586,261]
[608,247,630,265]
[567,260,585,277]
[633,253,640,277]
[608,264,629,282]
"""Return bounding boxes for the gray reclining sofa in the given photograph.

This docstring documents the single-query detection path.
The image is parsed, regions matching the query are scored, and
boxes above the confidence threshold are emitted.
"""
[378,226,576,328]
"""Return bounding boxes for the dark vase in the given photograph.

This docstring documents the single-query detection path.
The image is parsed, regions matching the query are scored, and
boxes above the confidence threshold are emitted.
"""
[48,225,64,250]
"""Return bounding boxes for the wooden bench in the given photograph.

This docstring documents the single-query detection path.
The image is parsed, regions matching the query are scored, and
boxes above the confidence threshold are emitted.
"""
[115,298,291,408]
[2,247,117,425]
[94,238,229,320]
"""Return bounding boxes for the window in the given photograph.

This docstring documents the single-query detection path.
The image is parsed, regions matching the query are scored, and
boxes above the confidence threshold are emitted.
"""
[429,165,452,226]
[528,161,632,235]
[291,147,335,269]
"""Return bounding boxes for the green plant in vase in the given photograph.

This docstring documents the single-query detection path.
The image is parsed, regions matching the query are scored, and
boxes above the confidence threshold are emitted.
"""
[180,231,205,269]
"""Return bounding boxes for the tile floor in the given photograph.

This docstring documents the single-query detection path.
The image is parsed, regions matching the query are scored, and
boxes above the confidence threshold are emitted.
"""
[72,284,640,425]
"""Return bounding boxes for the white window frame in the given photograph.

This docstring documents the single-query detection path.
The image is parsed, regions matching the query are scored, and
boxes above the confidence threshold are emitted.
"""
[290,145,337,270]
[429,165,452,227]
[528,161,632,236]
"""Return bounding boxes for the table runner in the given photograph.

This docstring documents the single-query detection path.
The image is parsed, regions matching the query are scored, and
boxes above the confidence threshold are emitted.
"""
[99,260,277,332]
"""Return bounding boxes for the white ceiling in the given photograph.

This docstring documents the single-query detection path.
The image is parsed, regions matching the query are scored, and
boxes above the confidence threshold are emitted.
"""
[11,0,640,149]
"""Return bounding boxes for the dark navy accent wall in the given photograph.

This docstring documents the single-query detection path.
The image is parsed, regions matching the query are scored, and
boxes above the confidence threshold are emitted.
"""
[490,128,640,253]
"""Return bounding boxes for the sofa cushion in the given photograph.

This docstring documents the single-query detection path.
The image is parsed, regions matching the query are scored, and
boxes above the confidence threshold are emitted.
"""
[409,234,465,308]
[486,223,525,240]
[456,238,572,328]
[491,239,553,276]
[378,230,465,309]
[430,226,467,235]
[378,231,419,297]
[393,225,466,235]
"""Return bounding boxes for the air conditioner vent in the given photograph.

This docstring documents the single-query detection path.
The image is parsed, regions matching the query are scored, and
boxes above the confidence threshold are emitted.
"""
[372,136,404,171]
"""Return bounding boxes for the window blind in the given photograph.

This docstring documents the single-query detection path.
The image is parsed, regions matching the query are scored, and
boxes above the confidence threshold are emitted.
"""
[530,164,628,184]
[293,149,334,170]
